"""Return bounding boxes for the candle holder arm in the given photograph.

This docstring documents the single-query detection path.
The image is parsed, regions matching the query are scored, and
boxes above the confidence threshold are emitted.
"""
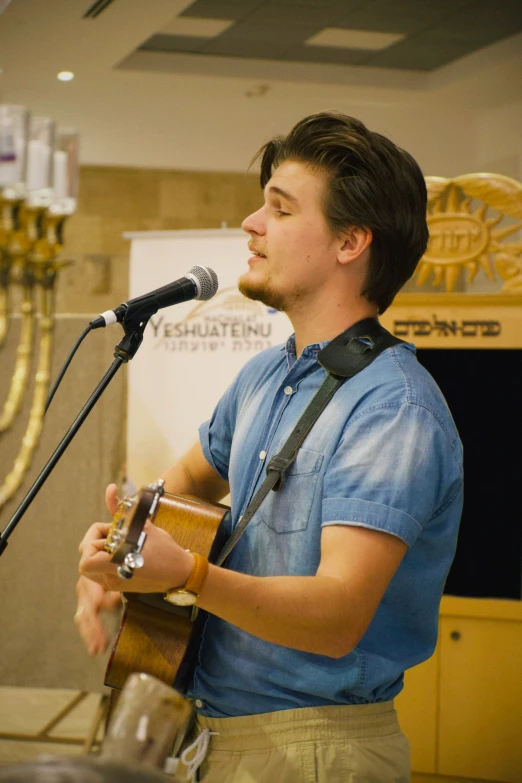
[0,316,149,556]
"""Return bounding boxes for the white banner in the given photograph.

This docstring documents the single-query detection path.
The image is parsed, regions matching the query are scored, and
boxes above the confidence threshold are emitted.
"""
[125,229,292,487]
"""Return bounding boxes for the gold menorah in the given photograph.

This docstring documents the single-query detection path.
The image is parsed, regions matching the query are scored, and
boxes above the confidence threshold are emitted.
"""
[0,106,78,509]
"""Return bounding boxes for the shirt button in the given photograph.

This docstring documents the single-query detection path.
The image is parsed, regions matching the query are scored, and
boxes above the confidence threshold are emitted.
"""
[284,386,293,396]
[259,450,267,460]
[195,699,204,709]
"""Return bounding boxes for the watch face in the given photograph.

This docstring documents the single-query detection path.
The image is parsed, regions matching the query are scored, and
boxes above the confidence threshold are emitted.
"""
[165,590,197,607]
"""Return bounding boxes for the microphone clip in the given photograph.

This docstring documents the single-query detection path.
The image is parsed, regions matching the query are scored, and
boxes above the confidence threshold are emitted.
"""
[113,314,150,362]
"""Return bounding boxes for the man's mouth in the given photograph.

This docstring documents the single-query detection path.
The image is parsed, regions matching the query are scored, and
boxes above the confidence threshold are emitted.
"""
[249,245,267,258]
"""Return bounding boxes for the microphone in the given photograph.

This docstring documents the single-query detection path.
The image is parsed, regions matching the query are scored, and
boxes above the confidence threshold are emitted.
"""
[90,265,218,329]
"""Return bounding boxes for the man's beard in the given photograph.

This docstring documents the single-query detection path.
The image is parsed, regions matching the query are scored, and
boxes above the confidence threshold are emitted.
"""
[238,272,302,313]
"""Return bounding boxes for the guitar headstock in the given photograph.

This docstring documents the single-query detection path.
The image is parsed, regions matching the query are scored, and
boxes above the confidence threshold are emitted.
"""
[104,479,165,579]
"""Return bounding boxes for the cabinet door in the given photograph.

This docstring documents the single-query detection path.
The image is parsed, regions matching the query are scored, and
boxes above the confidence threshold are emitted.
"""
[394,649,438,773]
[438,616,522,782]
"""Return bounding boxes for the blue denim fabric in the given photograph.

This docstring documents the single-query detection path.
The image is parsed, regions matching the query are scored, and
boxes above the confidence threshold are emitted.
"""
[191,336,463,717]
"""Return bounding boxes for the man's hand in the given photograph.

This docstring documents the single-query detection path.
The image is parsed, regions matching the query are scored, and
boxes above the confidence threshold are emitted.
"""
[74,473,207,656]
[78,520,194,594]
[105,482,119,516]
[74,485,121,655]
[78,481,194,593]
[74,576,121,656]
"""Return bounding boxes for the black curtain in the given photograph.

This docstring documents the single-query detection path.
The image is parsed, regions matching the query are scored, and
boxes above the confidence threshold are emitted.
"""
[416,349,522,600]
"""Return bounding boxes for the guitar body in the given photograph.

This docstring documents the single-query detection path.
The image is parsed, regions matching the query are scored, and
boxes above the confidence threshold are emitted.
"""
[104,490,230,692]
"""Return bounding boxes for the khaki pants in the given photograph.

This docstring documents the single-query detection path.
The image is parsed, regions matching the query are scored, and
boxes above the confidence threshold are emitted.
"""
[177,701,410,783]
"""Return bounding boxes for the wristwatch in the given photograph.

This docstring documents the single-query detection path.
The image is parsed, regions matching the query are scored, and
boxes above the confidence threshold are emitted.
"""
[164,552,209,607]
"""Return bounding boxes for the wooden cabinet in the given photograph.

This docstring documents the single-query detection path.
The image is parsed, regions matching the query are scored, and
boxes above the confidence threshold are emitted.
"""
[395,596,522,783]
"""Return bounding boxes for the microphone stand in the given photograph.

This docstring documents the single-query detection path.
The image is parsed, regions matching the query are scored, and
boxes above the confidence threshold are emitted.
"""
[0,316,149,557]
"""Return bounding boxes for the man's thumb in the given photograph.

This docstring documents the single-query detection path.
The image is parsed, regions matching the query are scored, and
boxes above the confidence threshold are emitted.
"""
[105,483,120,516]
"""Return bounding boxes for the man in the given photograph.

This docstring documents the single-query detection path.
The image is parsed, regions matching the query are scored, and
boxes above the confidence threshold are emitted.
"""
[76,112,463,782]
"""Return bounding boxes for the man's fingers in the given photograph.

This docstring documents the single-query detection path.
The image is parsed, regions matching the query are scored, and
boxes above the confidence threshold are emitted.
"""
[105,483,120,516]
[78,522,111,554]
[74,579,120,655]
[76,574,106,604]
[74,605,109,656]
[101,591,122,611]
[79,547,113,575]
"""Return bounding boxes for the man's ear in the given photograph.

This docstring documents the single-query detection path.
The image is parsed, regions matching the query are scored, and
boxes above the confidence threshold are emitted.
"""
[337,227,372,265]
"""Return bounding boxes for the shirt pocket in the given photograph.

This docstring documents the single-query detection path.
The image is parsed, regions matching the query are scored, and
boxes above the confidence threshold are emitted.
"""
[259,447,323,534]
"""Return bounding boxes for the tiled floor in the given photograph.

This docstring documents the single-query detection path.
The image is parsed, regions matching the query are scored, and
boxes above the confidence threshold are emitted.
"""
[0,687,105,765]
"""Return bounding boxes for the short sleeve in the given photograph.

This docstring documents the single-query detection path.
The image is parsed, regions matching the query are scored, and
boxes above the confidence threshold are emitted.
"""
[322,401,462,547]
[199,374,242,482]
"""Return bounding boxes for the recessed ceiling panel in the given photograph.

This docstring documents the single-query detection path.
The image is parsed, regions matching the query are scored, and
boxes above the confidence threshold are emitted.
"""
[243,3,343,28]
[160,17,234,38]
[361,35,480,71]
[277,44,368,66]
[179,0,265,22]
[141,34,212,54]
[136,0,522,73]
[306,28,405,50]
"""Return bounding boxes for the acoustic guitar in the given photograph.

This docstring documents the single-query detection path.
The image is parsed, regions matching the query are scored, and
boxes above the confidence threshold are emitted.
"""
[103,480,230,692]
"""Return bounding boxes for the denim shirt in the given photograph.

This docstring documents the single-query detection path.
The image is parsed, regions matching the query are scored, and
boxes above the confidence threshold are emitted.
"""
[191,336,463,718]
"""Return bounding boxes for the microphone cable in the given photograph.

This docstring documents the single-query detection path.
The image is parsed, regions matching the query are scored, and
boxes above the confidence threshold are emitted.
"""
[44,323,93,415]
[44,266,219,415]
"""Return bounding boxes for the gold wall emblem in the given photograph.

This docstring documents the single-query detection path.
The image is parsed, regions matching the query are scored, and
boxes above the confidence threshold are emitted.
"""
[416,174,522,293]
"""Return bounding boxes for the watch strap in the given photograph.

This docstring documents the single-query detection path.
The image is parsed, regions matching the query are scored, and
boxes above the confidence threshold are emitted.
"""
[165,552,209,600]
[184,552,209,596]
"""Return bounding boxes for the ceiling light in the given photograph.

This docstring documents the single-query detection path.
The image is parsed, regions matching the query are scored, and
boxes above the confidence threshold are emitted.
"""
[57,71,75,82]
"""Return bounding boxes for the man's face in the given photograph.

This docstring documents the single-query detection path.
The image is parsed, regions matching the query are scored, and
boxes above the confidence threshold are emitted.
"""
[239,160,339,312]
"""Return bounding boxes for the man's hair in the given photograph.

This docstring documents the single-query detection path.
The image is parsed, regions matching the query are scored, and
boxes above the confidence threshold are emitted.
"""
[255,112,429,313]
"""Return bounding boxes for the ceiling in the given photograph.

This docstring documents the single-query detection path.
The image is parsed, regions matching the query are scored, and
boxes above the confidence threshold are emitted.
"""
[134,0,522,73]
[1,0,521,95]
[0,0,520,173]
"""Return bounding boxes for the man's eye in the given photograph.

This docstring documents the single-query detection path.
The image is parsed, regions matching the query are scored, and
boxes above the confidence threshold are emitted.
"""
[277,210,290,216]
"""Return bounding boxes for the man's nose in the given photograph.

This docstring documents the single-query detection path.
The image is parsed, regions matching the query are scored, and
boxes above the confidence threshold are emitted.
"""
[242,206,265,235]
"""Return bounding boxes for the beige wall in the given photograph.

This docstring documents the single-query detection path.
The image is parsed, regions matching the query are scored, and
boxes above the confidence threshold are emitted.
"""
[0,166,261,690]
[0,318,126,691]
[57,166,262,315]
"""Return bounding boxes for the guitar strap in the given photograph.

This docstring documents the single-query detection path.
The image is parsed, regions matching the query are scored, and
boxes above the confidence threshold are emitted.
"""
[214,318,405,567]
